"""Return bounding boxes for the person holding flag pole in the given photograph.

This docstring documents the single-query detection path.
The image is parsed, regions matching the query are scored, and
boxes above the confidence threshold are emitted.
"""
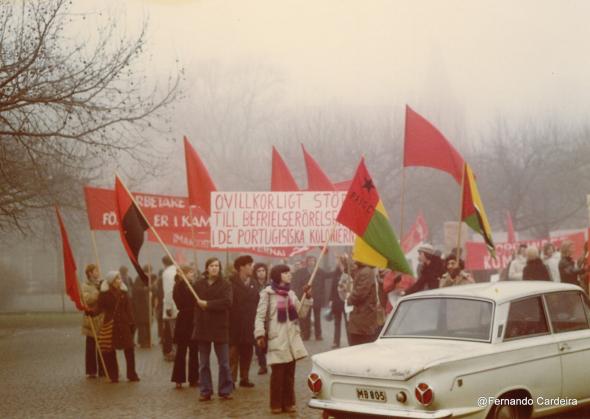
[55,206,110,381]
[113,175,204,307]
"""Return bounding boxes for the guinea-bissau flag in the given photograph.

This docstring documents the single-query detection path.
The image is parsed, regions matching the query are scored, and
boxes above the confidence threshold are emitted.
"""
[336,158,413,275]
[462,163,495,256]
[55,206,84,311]
[114,176,149,284]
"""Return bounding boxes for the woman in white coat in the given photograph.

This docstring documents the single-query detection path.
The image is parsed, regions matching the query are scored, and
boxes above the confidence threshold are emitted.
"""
[254,264,312,414]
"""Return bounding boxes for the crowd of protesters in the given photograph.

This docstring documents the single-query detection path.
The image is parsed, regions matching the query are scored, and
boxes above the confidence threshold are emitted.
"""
[79,237,589,412]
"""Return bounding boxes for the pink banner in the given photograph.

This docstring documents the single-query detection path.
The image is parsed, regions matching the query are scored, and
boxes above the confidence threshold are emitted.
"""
[466,232,586,271]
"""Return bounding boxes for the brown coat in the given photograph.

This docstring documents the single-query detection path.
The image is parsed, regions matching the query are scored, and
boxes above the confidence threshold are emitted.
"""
[348,266,378,336]
[98,287,135,350]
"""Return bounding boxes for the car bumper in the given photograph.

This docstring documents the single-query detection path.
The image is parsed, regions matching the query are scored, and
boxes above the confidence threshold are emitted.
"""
[308,398,453,418]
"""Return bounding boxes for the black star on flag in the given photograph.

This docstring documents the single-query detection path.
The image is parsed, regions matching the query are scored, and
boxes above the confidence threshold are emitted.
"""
[362,177,374,193]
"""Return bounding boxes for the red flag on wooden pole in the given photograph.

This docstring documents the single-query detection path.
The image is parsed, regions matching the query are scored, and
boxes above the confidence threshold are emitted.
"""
[184,136,217,215]
[301,144,335,191]
[271,146,299,191]
[55,206,84,311]
[403,105,465,184]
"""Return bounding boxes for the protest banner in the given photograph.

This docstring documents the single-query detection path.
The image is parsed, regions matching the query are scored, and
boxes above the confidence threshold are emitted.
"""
[148,230,308,259]
[465,231,586,271]
[84,186,209,233]
[210,191,355,248]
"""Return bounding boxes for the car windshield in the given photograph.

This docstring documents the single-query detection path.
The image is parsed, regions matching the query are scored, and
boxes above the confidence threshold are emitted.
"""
[383,297,493,342]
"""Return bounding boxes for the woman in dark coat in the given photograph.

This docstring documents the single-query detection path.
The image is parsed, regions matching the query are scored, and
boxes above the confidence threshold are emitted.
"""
[523,246,551,281]
[97,271,139,383]
[192,258,233,401]
[171,265,199,388]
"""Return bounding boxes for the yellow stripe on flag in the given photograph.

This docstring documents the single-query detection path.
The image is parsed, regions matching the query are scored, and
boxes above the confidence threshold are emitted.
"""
[352,235,388,268]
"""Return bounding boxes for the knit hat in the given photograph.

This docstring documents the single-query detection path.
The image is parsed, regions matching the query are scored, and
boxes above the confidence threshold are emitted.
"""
[418,243,435,255]
[270,264,290,284]
[100,271,127,292]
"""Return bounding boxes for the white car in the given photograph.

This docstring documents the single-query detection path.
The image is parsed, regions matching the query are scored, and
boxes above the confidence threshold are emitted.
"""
[307,281,590,419]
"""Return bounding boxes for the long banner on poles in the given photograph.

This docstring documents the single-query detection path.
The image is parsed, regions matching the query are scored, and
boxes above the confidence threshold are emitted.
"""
[210,191,355,248]
[466,231,585,271]
[85,186,311,259]
[84,186,209,234]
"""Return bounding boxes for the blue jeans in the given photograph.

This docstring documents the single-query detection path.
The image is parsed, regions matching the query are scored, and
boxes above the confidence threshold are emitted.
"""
[198,341,233,396]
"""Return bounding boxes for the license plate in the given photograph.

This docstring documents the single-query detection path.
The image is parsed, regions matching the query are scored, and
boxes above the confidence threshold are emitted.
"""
[356,387,387,402]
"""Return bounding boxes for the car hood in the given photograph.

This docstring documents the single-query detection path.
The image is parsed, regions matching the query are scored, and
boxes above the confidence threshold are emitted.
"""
[312,338,489,381]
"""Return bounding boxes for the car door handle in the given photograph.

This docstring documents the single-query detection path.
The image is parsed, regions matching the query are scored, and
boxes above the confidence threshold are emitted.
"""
[558,343,570,352]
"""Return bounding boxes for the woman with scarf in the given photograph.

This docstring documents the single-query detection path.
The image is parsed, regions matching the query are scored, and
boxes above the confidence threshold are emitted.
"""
[254,264,312,414]
[97,271,140,383]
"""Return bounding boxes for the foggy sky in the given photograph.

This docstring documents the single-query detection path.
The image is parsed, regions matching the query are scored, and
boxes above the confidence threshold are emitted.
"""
[123,0,590,132]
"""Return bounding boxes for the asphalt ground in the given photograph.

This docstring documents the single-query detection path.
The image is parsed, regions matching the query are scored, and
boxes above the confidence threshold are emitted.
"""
[0,313,589,418]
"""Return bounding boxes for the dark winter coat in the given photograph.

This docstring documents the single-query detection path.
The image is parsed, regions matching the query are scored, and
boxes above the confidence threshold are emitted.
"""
[132,276,151,326]
[191,276,233,343]
[173,278,196,345]
[292,267,329,307]
[329,266,345,312]
[406,256,445,294]
[559,256,585,286]
[348,266,377,336]
[98,287,135,350]
[523,259,551,281]
[228,274,260,345]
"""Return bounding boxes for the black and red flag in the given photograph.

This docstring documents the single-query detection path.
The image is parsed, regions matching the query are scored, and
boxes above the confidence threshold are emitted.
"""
[55,206,84,311]
[114,176,149,284]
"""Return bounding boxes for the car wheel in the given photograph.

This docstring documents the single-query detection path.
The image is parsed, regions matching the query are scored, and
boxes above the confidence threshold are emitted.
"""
[488,402,527,419]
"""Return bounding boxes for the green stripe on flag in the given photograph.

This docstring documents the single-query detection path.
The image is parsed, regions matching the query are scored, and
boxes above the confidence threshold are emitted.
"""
[363,209,413,275]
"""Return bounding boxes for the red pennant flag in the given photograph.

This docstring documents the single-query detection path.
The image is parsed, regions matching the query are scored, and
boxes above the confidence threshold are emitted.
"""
[334,179,352,191]
[506,210,516,243]
[401,212,429,253]
[301,144,335,191]
[271,146,299,191]
[184,136,217,215]
[114,176,150,284]
[55,206,84,311]
[404,105,465,184]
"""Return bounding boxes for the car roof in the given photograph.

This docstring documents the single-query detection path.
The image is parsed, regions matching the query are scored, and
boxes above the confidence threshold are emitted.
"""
[404,281,582,304]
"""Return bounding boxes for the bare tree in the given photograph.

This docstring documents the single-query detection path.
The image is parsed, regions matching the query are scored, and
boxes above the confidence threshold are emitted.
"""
[0,0,180,231]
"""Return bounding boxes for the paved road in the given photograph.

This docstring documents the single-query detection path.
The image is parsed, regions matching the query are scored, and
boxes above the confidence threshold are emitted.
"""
[1,315,589,418]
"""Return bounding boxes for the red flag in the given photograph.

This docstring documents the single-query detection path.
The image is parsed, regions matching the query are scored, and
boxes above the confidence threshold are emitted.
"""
[334,179,352,191]
[301,144,335,191]
[114,176,150,284]
[401,212,429,253]
[184,136,217,215]
[55,206,84,311]
[403,105,465,184]
[271,146,299,191]
[506,211,516,243]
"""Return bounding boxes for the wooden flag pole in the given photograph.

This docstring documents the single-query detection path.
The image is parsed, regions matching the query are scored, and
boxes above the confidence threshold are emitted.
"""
[90,230,102,273]
[189,205,199,274]
[79,278,110,381]
[399,166,407,240]
[298,222,337,314]
[115,175,203,304]
[147,264,153,348]
[455,164,466,259]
